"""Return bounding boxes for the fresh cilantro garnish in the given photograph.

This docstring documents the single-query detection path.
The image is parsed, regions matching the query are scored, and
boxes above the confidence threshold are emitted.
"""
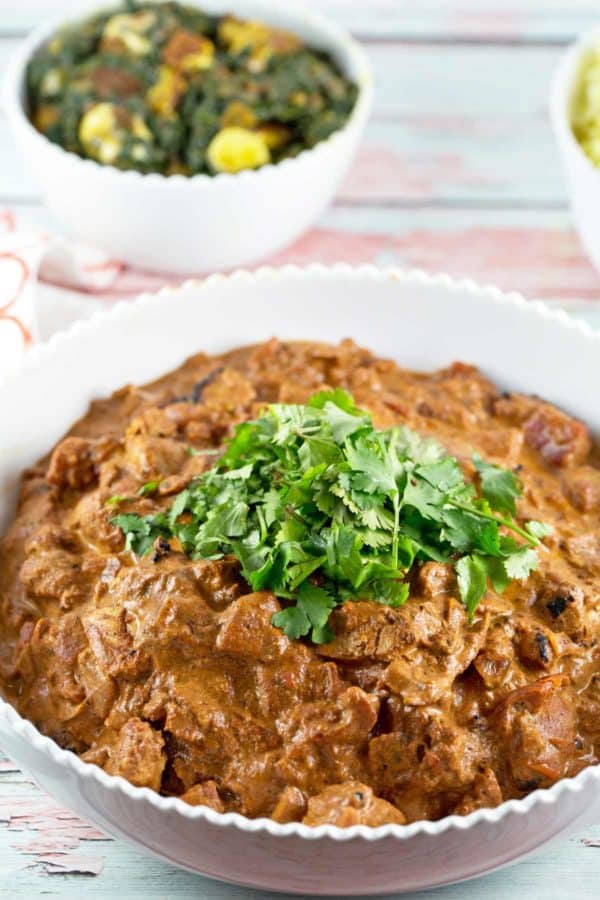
[272,583,336,644]
[139,480,160,497]
[111,513,168,556]
[106,494,128,507]
[473,453,521,516]
[112,390,550,640]
[525,520,553,540]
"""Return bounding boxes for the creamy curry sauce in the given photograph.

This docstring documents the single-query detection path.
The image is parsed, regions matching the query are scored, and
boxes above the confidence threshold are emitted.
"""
[0,340,598,827]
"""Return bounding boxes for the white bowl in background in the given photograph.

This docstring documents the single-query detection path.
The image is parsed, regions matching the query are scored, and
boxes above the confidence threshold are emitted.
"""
[551,25,600,272]
[3,1,372,275]
[1,265,600,895]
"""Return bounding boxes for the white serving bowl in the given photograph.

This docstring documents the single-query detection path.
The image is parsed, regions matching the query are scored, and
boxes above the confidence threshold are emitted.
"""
[1,266,600,895]
[3,1,372,275]
[551,25,600,272]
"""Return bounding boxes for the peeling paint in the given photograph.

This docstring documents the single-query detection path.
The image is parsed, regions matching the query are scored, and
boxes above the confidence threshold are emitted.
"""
[266,224,600,303]
[0,784,109,879]
[31,852,105,876]
[340,144,496,202]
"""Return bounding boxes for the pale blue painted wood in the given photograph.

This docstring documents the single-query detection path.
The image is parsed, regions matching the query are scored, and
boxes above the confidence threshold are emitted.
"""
[3,0,600,41]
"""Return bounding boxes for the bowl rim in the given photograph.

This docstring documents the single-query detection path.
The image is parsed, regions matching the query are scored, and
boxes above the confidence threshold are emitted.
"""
[1,262,600,844]
[2,0,373,189]
[550,22,600,175]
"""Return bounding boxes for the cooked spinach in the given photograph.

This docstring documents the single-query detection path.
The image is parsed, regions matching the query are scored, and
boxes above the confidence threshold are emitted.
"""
[27,1,358,175]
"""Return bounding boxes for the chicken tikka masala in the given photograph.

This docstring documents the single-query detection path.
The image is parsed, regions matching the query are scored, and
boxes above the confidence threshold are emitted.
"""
[0,339,598,827]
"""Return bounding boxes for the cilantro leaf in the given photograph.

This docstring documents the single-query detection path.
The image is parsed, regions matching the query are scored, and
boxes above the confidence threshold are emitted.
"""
[416,458,464,492]
[481,555,510,594]
[503,546,540,580]
[112,390,551,641]
[526,520,553,540]
[112,513,158,555]
[456,554,488,620]
[473,453,521,516]
[271,605,310,640]
[106,494,128,507]
[345,438,398,494]
[139,480,160,497]
[297,582,336,631]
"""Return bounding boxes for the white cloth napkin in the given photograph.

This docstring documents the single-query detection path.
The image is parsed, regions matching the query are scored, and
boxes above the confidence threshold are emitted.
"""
[0,210,180,381]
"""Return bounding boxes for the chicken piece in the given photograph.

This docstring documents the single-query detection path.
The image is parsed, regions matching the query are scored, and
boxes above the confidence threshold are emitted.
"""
[564,530,600,575]
[215,592,288,661]
[127,407,179,438]
[123,433,188,480]
[277,687,379,746]
[81,606,151,680]
[19,525,91,610]
[562,464,600,512]
[191,558,245,611]
[103,718,166,791]
[494,394,591,467]
[319,596,488,706]
[368,710,489,821]
[67,491,126,552]
[517,627,555,670]
[17,615,86,707]
[303,783,405,827]
[473,618,523,691]
[95,561,221,657]
[46,437,97,490]
[271,785,307,823]
[318,601,425,662]
[533,572,597,642]
[181,780,224,812]
[396,362,499,430]
[76,647,117,722]
[491,675,577,790]
[417,562,455,597]
[253,655,343,722]
[453,768,503,816]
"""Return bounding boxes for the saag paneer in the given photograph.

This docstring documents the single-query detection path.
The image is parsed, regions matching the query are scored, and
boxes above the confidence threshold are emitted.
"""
[26,1,357,175]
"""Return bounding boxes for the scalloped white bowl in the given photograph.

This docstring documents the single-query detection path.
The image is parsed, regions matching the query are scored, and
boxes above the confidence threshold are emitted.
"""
[550,24,600,274]
[1,266,600,895]
[3,0,372,274]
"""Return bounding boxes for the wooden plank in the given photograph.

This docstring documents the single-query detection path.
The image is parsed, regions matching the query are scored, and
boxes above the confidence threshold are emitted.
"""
[3,0,600,42]
[5,201,600,308]
[276,206,600,307]
[0,40,570,207]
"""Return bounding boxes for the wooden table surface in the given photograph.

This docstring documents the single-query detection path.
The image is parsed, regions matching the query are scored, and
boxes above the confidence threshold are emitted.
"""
[1,1,600,897]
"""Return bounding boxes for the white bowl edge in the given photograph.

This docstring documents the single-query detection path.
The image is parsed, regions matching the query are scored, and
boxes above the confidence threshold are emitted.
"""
[1,263,600,849]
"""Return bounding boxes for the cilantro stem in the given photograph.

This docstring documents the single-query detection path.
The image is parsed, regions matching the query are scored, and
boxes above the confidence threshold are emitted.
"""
[447,500,538,547]
[391,491,400,570]
[112,390,550,642]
